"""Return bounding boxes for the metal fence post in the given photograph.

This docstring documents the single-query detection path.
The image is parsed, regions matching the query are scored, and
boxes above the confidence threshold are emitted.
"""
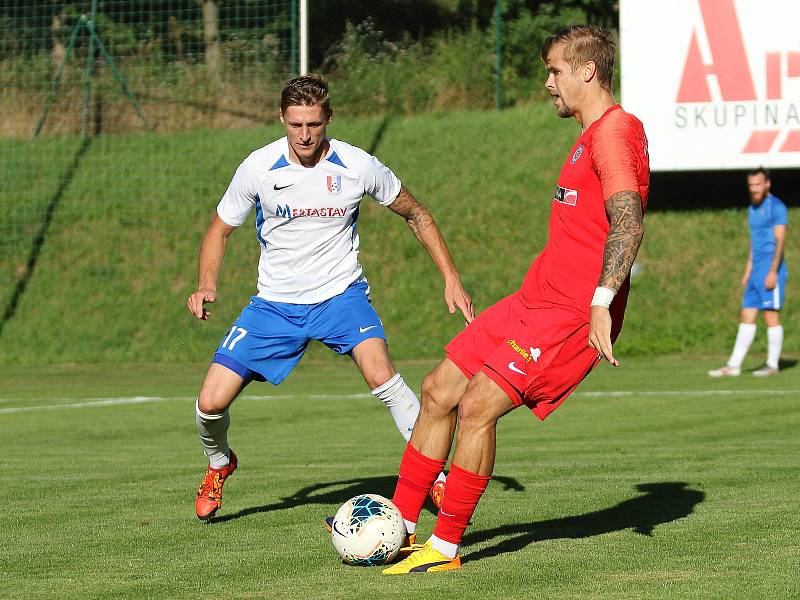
[495,0,504,111]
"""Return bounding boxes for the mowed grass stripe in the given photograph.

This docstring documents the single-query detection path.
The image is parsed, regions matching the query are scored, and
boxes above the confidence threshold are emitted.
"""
[1,388,798,414]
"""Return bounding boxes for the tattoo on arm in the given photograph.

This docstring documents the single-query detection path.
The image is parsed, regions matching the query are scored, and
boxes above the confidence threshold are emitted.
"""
[392,187,434,236]
[598,190,645,292]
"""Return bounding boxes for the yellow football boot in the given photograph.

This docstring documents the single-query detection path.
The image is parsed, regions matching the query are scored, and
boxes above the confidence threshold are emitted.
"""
[381,541,461,574]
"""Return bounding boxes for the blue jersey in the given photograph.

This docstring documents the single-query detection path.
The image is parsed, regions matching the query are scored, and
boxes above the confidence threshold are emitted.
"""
[748,193,788,270]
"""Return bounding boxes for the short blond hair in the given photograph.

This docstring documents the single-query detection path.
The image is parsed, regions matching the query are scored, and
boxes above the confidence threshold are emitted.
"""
[540,25,615,91]
[280,74,331,116]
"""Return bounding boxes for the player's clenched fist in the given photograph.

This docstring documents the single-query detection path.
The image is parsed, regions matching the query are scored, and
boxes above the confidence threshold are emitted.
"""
[187,289,216,320]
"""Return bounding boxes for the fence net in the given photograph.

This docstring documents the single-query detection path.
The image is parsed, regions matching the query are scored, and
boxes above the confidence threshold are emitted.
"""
[2,0,296,138]
[0,1,296,343]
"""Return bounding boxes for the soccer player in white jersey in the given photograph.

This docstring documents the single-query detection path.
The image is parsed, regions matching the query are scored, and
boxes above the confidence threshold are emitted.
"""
[709,167,788,378]
[186,74,473,520]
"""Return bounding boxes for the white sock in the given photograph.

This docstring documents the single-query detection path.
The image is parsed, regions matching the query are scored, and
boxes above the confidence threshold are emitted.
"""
[728,323,757,368]
[767,325,783,369]
[371,373,419,443]
[403,519,416,535]
[429,534,459,558]
[195,400,231,469]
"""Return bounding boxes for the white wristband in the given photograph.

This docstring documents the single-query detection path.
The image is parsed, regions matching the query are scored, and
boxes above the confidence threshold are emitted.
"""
[591,286,615,308]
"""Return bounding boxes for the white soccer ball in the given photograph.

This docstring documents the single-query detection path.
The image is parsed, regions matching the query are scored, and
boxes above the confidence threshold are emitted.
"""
[330,494,407,566]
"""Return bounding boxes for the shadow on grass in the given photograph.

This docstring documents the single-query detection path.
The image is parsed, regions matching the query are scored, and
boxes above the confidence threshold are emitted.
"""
[367,115,392,156]
[741,358,797,374]
[206,473,524,525]
[461,481,704,565]
[0,137,92,339]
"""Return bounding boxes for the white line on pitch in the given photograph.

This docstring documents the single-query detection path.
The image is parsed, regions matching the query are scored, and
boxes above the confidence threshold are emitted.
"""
[0,389,795,414]
[0,393,371,414]
[573,390,798,397]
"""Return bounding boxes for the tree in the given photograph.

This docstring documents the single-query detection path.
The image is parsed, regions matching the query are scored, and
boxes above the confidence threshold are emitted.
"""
[202,0,221,74]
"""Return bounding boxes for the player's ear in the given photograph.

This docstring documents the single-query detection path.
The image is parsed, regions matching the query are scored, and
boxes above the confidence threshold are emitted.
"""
[279,109,285,125]
[326,108,334,124]
[583,60,597,83]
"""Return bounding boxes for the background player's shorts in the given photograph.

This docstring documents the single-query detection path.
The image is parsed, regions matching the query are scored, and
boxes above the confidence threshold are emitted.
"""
[212,280,386,385]
[742,267,787,310]
[445,292,600,420]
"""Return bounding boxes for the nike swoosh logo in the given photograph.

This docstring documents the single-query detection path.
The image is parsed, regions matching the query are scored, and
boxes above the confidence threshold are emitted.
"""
[508,361,527,376]
[359,325,378,333]
[440,510,455,517]
[273,183,294,190]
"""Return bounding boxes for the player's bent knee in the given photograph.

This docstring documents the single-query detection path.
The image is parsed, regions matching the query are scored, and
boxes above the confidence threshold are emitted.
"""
[197,383,237,414]
[420,371,459,415]
[197,393,230,415]
[456,394,497,431]
[366,368,398,391]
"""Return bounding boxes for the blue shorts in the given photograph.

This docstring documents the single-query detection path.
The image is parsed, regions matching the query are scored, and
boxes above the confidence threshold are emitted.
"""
[742,267,787,311]
[212,281,386,385]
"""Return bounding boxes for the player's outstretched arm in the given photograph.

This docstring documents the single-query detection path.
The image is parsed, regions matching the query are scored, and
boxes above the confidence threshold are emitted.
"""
[387,186,474,323]
[590,190,645,366]
[187,213,238,320]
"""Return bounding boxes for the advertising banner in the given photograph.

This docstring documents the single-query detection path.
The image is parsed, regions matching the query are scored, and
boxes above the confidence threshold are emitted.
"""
[620,0,800,171]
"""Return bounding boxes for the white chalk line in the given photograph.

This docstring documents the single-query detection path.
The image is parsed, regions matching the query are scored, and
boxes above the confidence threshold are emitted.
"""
[0,393,371,414]
[0,389,796,415]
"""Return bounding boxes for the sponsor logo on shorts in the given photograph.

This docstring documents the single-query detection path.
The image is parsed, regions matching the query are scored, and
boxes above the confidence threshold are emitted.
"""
[508,361,528,376]
[506,339,541,363]
[275,203,347,219]
[359,325,379,333]
[554,185,578,206]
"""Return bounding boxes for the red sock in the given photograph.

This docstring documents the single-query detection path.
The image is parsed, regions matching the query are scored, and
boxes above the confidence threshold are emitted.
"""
[432,463,490,545]
[392,443,446,524]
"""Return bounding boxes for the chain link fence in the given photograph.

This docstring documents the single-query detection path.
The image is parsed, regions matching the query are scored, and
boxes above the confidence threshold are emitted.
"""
[2,1,296,138]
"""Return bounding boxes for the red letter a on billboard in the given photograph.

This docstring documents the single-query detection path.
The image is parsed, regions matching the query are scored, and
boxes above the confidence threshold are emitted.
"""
[677,0,756,102]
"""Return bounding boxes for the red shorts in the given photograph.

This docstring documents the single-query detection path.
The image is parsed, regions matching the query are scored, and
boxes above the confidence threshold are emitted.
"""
[445,292,600,420]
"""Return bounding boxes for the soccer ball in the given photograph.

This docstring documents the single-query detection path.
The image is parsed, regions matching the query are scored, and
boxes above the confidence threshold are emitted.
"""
[330,494,407,566]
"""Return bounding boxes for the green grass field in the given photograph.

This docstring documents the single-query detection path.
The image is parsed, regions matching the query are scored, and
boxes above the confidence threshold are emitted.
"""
[3,353,798,599]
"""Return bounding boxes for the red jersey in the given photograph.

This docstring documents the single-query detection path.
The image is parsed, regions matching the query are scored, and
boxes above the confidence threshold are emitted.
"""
[520,104,649,335]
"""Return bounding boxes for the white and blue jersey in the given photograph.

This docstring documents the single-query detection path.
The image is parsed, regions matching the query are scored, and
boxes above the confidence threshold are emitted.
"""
[743,193,788,310]
[217,137,402,304]
[212,137,401,383]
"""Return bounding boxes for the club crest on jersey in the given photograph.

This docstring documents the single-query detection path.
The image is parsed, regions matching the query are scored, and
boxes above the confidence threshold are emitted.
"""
[326,175,342,195]
[571,143,584,164]
[554,185,578,206]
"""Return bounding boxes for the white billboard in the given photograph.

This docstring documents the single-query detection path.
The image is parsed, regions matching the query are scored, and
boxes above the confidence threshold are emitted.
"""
[620,0,800,171]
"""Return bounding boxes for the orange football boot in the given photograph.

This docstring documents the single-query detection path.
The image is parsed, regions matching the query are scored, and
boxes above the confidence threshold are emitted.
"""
[195,450,238,520]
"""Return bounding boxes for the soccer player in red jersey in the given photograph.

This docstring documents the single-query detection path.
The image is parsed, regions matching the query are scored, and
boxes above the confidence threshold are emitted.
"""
[383,25,650,574]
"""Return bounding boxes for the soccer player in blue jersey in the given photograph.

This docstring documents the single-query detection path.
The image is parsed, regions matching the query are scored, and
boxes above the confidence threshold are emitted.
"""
[187,74,472,519]
[709,167,788,378]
